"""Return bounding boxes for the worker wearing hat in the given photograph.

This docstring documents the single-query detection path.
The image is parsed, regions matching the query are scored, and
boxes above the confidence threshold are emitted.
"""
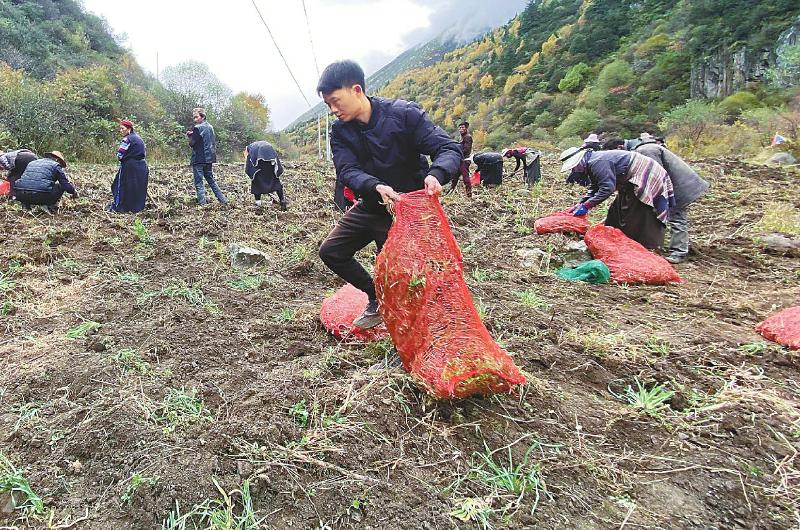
[12,150,77,213]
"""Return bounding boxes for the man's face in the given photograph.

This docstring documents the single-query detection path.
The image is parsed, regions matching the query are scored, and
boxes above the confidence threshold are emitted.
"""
[192,112,203,124]
[458,125,467,135]
[119,124,131,136]
[322,86,362,122]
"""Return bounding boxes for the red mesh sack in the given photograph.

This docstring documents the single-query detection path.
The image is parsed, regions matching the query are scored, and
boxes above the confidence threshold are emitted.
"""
[470,171,480,186]
[534,211,589,235]
[756,306,800,350]
[0,180,9,197]
[375,190,526,399]
[320,284,389,342]
[584,225,682,285]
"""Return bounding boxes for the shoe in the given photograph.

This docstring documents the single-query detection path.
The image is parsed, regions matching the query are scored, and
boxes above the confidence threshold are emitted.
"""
[665,253,688,264]
[368,347,403,372]
[352,299,382,329]
[279,202,288,211]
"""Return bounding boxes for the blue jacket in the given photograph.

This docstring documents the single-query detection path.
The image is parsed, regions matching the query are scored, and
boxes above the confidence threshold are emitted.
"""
[578,150,632,207]
[330,96,461,211]
[189,120,217,164]
[14,158,75,195]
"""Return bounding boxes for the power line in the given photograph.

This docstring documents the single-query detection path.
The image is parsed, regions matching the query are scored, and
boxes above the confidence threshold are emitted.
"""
[301,0,320,78]
[249,0,313,108]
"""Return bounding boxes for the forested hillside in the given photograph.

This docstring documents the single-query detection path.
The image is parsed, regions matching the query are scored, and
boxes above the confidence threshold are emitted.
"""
[0,0,276,162]
[288,0,800,157]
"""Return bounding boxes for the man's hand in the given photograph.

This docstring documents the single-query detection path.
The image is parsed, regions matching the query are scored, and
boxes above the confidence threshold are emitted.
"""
[375,184,401,213]
[424,175,442,196]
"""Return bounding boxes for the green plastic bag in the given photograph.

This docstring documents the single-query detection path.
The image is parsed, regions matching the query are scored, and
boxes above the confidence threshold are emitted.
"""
[557,260,611,284]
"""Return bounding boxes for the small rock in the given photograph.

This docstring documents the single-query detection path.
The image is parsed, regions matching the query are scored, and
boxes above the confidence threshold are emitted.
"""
[759,233,800,251]
[0,492,15,514]
[69,459,83,474]
[767,152,797,165]
[516,248,553,268]
[229,244,270,268]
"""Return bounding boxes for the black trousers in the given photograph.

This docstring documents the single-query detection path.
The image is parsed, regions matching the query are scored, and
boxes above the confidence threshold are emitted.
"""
[15,183,64,206]
[319,202,393,301]
[605,183,665,250]
[254,180,285,204]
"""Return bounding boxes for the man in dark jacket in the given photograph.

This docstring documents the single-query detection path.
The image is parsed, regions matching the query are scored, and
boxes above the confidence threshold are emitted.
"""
[449,121,473,197]
[635,133,709,263]
[317,60,461,329]
[13,151,77,213]
[0,149,38,197]
[187,107,227,205]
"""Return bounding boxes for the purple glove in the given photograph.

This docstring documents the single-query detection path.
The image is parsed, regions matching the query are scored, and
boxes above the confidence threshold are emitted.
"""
[573,203,590,217]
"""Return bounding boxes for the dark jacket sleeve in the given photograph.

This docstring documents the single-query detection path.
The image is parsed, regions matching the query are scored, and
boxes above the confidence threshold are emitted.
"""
[407,104,461,185]
[582,160,617,207]
[188,126,199,147]
[330,124,383,196]
[462,135,473,158]
[56,168,76,195]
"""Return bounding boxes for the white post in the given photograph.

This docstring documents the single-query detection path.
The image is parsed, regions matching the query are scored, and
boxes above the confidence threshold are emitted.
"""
[325,113,331,161]
[317,114,322,159]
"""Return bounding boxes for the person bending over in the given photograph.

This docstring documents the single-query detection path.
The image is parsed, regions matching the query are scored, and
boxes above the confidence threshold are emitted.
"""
[14,151,77,213]
[245,140,287,211]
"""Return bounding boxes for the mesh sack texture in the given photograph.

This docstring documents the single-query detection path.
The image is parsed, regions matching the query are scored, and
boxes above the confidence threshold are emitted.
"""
[756,306,800,350]
[556,260,611,284]
[470,171,481,186]
[0,180,9,197]
[320,283,389,342]
[534,211,589,235]
[375,190,526,399]
[584,225,682,285]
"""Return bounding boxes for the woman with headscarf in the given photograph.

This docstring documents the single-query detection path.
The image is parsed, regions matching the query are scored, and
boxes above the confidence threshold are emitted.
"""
[109,119,148,213]
[559,147,675,249]
[245,140,287,211]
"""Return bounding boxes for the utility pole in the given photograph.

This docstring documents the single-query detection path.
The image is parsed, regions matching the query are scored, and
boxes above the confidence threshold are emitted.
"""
[156,51,159,82]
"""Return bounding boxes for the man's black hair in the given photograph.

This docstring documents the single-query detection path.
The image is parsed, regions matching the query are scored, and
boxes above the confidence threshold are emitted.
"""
[317,60,366,95]
[602,138,625,150]
[459,121,469,128]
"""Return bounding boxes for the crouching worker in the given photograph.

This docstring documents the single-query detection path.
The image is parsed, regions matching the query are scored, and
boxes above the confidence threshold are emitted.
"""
[560,147,674,250]
[317,60,461,329]
[245,140,287,211]
[0,149,38,199]
[13,151,77,213]
[634,133,708,263]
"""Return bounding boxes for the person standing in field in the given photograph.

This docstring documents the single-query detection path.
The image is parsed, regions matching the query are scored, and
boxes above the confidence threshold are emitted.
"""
[449,121,473,197]
[187,107,227,205]
[316,60,461,329]
[109,119,149,213]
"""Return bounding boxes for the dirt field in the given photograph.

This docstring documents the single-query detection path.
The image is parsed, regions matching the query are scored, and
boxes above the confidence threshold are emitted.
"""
[1,156,799,529]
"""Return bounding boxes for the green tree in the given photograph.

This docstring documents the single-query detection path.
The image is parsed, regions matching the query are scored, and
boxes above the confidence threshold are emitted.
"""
[659,100,723,145]
[558,62,591,93]
[556,108,600,138]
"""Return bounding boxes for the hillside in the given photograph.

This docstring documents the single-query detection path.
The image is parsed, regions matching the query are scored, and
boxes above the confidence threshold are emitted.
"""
[287,0,800,155]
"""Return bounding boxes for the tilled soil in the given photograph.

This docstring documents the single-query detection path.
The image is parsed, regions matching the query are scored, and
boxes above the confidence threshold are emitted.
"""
[0,156,798,529]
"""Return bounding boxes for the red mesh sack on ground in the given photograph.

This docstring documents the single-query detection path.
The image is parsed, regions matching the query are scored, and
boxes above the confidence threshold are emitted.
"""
[756,306,800,350]
[0,180,9,197]
[584,225,682,284]
[470,171,480,186]
[534,211,589,235]
[375,190,526,399]
[320,284,389,342]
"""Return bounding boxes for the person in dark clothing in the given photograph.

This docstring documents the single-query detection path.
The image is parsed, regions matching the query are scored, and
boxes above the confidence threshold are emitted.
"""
[187,107,227,205]
[449,121,473,197]
[14,151,78,213]
[245,140,287,211]
[602,139,626,150]
[560,147,675,249]
[473,152,504,186]
[582,133,602,151]
[634,133,709,263]
[501,147,541,185]
[316,60,461,329]
[0,149,37,198]
[109,119,149,213]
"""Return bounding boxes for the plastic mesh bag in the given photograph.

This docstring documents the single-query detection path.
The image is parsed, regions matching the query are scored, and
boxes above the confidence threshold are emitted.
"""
[534,211,589,235]
[756,306,800,350]
[375,190,526,399]
[0,180,9,197]
[556,260,611,284]
[584,225,682,285]
[320,283,389,342]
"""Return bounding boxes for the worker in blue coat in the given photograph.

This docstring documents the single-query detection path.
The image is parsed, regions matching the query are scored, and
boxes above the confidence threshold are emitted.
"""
[13,151,77,213]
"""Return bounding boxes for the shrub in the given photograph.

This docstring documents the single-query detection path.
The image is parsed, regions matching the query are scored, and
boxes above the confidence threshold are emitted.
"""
[556,108,600,138]
[659,100,723,149]
[558,63,591,93]
[719,91,762,118]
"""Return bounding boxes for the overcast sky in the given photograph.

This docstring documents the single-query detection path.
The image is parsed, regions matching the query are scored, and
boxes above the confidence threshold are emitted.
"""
[81,0,527,129]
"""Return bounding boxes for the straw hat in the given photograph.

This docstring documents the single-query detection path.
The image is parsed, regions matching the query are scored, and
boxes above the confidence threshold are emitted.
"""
[583,133,600,143]
[559,147,585,174]
[639,132,656,142]
[45,151,67,168]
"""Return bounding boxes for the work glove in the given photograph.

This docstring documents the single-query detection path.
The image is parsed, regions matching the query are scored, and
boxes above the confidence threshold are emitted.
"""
[573,203,590,217]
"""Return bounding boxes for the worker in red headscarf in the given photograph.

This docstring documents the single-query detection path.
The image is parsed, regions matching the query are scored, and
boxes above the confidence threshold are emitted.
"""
[108,119,149,213]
